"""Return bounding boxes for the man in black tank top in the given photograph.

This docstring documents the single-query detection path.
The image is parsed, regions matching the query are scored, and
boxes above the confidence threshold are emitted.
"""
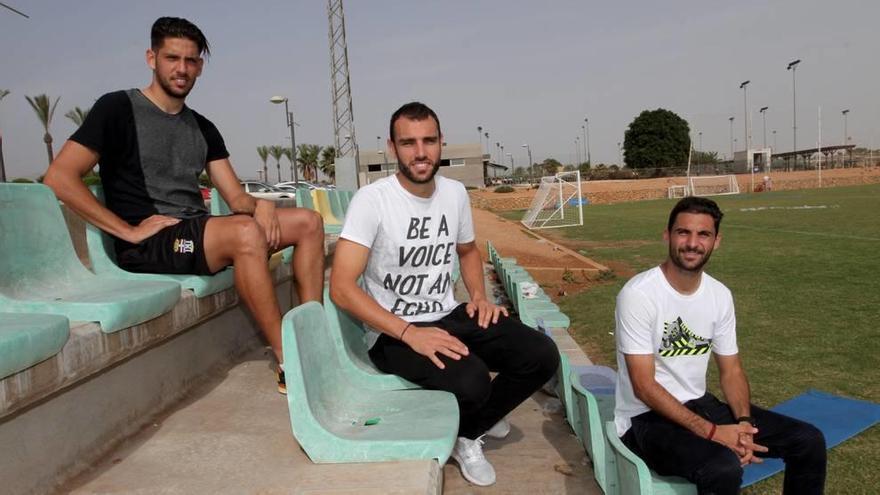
[43,17,324,393]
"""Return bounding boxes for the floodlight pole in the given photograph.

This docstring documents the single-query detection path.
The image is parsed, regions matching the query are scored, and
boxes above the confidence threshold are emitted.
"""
[583,117,591,165]
[760,107,769,149]
[842,109,850,166]
[740,80,753,192]
[270,96,298,183]
[522,143,533,184]
[788,59,801,166]
[728,117,735,162]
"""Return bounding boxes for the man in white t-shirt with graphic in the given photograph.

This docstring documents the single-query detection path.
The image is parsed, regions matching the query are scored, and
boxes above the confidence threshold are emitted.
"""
[614,196,826,494]
[330,102,559,487]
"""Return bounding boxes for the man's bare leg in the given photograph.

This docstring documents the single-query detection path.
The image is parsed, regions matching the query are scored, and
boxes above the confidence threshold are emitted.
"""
[202,208,324,363]
[203,215,284,361]
[276,208,325,305]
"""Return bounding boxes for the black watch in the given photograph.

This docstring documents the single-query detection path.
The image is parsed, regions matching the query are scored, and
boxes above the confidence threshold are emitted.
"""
[737,416,756,426]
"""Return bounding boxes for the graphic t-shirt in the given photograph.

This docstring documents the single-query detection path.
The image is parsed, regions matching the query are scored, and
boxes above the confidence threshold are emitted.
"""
[613,266,738,436]
[340,175,475,347]
[70,89,229,224]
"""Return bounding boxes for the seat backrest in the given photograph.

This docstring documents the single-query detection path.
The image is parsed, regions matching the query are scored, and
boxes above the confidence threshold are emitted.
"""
[210,188,232,216]
[296,186,316,210]
[605,420,653,495]
[84,185,121,273]
[322,287,373,371]
[327,190,346,220]
[312,189,341,225]
[282,302,350,423]
[0,184,92,292]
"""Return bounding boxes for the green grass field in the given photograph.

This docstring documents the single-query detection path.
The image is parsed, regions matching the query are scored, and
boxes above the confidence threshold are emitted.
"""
[509,183,880,494]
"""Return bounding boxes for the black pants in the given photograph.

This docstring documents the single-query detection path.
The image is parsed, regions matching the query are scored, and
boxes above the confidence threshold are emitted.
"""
[622,393,826,495]
[368,303,560,439]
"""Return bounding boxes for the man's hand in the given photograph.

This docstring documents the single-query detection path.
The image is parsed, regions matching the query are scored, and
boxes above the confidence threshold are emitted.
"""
[254,200,281,250]
[124,215,181,244]
[736,427,768,466]
[466,298,509,328]
[711,423,767,462]
[402,326,469,369]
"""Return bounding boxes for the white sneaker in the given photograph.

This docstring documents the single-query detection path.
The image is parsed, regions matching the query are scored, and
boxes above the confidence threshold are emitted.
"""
[451,435,496,486]
[485,418,511,439]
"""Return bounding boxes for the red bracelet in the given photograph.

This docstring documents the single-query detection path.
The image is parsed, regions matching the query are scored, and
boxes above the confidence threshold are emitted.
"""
[706,423,717,440]
[399,322,413,341]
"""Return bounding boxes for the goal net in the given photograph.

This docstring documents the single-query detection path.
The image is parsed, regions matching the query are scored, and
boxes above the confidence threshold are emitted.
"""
[688,175,740,197]
[521,171,584,230]
[668,185,689,198]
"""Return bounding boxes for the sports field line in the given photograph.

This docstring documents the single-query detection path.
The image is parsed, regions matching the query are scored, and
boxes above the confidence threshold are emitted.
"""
[727,224,880,242]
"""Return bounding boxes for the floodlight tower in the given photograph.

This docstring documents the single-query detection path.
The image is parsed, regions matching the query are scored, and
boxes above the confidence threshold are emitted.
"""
[328,0,358,187]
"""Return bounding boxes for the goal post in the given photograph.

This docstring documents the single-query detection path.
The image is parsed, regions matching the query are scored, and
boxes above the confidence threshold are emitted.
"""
[521,171,584,230]
[668,185,689,199]
[688,175,740,197]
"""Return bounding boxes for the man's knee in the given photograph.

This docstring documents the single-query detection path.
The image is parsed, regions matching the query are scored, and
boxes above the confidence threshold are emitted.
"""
[789,421,826,461]
[526,331,561,382]
[443,361,491,411]
[693,449,742,492]
[228,216,268,257]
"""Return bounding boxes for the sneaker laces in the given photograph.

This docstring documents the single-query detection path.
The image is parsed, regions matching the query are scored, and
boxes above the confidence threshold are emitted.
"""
[460,435,487,462]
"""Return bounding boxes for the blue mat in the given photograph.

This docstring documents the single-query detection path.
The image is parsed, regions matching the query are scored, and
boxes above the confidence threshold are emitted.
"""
[742,389,880,487]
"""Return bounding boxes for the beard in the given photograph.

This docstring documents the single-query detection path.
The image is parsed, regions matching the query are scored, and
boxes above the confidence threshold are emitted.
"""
[397,159,440,184]
[156,74,195,100]
[668,245,714,273]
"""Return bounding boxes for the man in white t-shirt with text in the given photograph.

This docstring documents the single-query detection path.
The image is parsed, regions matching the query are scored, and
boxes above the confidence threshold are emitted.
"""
[614,196,826,494]
[330,102,559,487]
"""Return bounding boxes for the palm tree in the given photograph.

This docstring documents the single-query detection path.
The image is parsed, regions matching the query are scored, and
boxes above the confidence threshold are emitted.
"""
[256,145,269,182]
[0,89,10,182]
[268,145,284,183]
[282,147,296,182]
[296,144,321,182]
[65,106,90,127]
[25,94,61,165]
[319,145,336,181]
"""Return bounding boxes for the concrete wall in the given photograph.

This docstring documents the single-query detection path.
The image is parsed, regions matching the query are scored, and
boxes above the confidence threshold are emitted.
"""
[359,143,485,188]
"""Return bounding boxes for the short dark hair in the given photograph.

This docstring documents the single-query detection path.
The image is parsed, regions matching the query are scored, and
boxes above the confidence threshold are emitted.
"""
[389,102,441,141]
[667,196,724,233]
[151,17,210,57]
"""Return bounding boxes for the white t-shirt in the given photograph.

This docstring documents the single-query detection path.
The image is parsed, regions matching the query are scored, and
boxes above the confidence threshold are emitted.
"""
[340,175,475,347]
[613,266,738,436]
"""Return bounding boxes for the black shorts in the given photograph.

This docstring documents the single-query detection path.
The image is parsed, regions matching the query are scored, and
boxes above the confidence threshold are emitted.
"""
[115,215,216,276]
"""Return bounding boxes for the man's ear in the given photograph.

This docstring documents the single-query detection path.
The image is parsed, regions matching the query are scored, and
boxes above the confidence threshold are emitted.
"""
[662,229,670,243]
[146,49,156,70]
[387,139,396,160]
[713,232,722,250]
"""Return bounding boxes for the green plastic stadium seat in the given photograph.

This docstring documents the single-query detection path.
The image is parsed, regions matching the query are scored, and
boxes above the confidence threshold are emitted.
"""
[327,189,346,220]
[0,313,69,379]
[605,421,697,495]
[0,184,180,333]
[323,287,419,391]
[570,371,617,494]
[297,188,341,234]
[282,302,458,463]
[88,186,235,297]
[312,189,342,225]
[521,311,570,330]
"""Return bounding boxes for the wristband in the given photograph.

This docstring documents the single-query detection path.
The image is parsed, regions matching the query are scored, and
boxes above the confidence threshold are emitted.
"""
[737,416,756,427]
[706,423,717,440]
[399,322,413,341]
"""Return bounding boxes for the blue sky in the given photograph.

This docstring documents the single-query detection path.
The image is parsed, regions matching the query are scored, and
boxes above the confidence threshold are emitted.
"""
[1,0,878,180]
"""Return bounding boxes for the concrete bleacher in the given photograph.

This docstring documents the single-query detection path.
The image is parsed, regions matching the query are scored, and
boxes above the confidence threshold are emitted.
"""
[2,184,611,494]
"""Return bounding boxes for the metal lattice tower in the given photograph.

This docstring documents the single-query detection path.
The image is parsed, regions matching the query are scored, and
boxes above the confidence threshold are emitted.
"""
[328,0,356,158]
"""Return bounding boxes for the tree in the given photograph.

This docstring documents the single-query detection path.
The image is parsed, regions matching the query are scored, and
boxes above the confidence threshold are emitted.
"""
[319,145,336,180]
[65,106,90,127]
[267,145,284,183]
[256,145,269,182]
[578,161,591,175]
[0,89,9,182]
[623,108,690,168]
[296,144,321,182]
[541,158,562,176]
[692,150,720,165]
[25,94,61,165]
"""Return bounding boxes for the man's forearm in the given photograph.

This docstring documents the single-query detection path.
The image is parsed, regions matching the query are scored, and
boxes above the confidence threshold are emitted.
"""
[458,247,488,302]
[635,380,714,437]
[720,368,752,419]
[44,168,134,241]
[330,281,410,340]
[227,193,260,215]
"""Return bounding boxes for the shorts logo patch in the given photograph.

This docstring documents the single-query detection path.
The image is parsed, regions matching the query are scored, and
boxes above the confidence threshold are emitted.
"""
[173,238,195,254]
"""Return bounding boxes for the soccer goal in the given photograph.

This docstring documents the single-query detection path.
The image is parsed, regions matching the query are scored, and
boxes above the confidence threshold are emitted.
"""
[688,175,740,197]
[668,185,689,198]
[521,171,584,230]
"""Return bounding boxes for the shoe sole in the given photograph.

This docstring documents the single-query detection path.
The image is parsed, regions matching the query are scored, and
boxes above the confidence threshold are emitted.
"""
[451,453,495,487]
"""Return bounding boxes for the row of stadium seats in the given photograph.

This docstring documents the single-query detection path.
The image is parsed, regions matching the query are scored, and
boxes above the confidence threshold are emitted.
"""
[0,183,293,383]
[486,240,696,494]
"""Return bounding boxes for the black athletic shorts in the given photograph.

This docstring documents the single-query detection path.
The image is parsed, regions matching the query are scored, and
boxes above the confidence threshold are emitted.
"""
[115,215,216,276]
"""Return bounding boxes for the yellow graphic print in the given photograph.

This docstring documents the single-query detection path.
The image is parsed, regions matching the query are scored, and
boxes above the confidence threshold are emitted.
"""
[173,238,195,254]
[659,317,711,357]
